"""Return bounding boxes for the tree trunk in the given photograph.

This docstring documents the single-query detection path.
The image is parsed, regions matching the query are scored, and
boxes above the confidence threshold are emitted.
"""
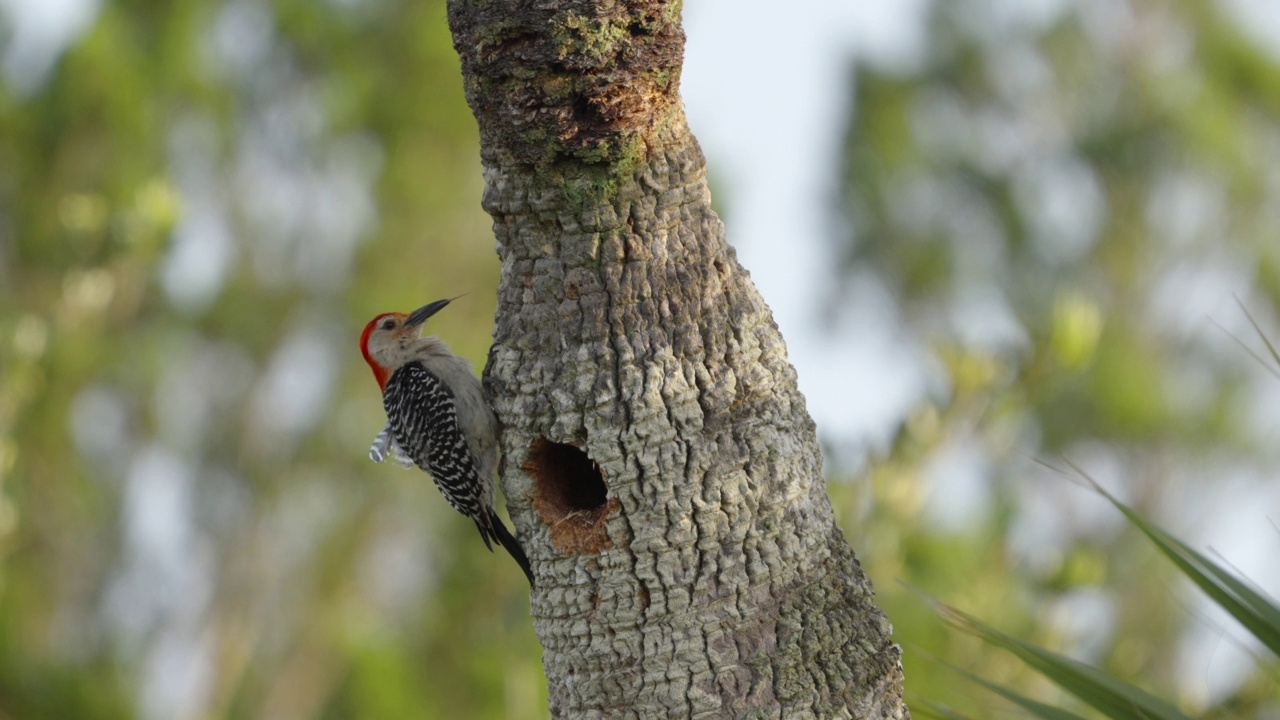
[447,1,908,717]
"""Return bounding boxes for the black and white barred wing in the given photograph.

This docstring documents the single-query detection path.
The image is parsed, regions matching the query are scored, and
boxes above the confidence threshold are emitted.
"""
[368,423,415,468]
[382,361,484,520]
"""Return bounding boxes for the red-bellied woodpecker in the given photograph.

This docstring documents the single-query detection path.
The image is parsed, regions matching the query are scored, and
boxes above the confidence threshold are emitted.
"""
[360,298,534,585]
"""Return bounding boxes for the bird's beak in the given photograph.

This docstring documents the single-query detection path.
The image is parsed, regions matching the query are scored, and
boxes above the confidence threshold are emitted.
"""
[405,298,452,327]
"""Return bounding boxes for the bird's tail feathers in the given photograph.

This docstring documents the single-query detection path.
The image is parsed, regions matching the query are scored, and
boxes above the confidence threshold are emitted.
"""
[478,510,535,587]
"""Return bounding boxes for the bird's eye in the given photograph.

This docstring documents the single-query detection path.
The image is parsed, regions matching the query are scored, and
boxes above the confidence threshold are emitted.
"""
[381,319,395,330]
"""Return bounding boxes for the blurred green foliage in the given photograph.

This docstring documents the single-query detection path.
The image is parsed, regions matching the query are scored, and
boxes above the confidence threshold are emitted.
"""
[4,0,1280,718]
[0,1,542,718]
[836,0,1280,717]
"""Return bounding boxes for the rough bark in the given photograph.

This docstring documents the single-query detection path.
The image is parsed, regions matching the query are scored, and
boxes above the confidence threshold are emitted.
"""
[447,0,908,717]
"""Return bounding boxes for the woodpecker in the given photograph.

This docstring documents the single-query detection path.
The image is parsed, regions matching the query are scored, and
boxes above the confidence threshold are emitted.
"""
[360,298,534,585]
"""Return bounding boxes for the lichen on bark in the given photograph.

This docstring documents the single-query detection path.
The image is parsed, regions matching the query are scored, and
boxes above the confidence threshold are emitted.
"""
[450,0,684,172]
[447,0,909,717]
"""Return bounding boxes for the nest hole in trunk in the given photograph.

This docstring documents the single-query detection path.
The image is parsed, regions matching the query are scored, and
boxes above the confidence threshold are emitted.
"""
[525,438,616,555]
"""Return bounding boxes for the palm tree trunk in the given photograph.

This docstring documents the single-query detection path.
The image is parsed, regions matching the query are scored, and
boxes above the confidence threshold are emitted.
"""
[448,0,908,716]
